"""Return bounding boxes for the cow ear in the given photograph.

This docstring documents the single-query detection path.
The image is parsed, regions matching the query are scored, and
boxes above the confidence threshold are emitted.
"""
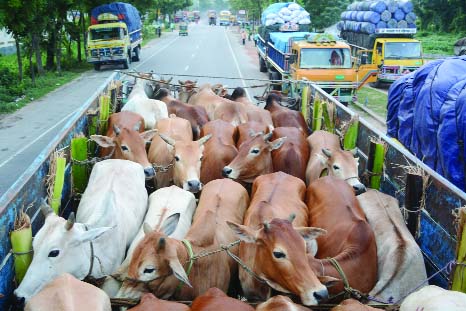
[295,227,326,256]
[76,226,113,244]
[160,213,180,236]
[318,275,340,288]
[159,133,175,146]
[140,129,158,143]
[269,137,286,151]
[226,221,257,243]
[169,259,192,287]
[90,135,115,148]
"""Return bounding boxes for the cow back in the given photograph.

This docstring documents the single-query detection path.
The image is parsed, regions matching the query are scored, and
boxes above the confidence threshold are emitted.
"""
[128,293,190,311]
[191,287,254,311]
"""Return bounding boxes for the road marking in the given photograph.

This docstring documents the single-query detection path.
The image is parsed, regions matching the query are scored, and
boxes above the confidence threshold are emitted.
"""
[0,109,78,169]
[135,36,180,70]
[185,65,190,71]
[224,28,252,102]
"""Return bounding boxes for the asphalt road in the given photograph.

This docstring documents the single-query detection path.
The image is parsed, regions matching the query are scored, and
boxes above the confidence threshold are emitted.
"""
[0,21,268,196]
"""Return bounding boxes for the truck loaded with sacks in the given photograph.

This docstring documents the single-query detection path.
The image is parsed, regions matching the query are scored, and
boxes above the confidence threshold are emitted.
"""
[337,0,424,86]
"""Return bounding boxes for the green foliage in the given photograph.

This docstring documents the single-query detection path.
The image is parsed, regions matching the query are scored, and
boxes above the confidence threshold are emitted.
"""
[417,31,466,55]
[303,0,351,30]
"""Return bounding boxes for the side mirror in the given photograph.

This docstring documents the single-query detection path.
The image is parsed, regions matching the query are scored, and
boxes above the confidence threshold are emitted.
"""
[289,54,297,64]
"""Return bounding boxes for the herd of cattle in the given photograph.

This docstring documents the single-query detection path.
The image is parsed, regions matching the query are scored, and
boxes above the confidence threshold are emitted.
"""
[14,74,466,310]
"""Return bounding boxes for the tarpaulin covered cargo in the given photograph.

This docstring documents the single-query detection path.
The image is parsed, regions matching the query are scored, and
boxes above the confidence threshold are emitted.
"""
[386,56,466,190]
[268,31,311,53]
[91,2,142,42]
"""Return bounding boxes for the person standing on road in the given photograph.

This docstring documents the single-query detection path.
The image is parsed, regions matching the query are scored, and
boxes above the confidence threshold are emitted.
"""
[241,30,246,45]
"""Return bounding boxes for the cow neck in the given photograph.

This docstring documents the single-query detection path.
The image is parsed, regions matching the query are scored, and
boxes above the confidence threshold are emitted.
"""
[308,256,346,294]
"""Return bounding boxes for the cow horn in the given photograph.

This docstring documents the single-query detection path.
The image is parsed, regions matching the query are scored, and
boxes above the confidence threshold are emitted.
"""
[40,198,54,217]
[65,212,75,231]
[178,80,184,85]
[159,133,175,146]
[198,134,212,146]
[322,148,332,158]
[350,148,358,157]
[158,237,166,251]
[288,213,296,223]
[133,121,142,132]
[113,124,121,136]
[193,80,198,84]
[167,77,173,83]
[263,132,273,141]
[263,221,270,232]
[143,223,153,235]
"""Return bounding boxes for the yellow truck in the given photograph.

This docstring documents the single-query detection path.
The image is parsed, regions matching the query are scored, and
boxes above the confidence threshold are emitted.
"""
[87,2,142,71]
[257,30,377,104]
[341,29,424,87]
[219,10,231,26]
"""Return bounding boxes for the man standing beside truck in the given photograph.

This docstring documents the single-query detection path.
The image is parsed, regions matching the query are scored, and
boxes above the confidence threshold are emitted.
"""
[86,2,142,71]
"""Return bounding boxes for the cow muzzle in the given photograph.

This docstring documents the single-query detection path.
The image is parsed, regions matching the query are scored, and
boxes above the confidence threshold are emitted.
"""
[352,183,367,195]
[185,180,202,193]
[222,166,233,178]
[301,287,329,306]
[144,166,156,179]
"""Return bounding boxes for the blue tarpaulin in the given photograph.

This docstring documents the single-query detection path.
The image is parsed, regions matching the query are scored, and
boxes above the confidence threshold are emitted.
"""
[386,56,466,190]
[269,32,311,53]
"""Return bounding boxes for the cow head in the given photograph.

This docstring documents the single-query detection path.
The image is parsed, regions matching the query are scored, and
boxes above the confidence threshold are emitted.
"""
[15,202,113,301]
[90,123,157,179]
[159,133,212,193]
[118,213,189,300]
[227,216,334,306]
[178,80,197,103]
[223,132,285,183]
[319,148,366,195]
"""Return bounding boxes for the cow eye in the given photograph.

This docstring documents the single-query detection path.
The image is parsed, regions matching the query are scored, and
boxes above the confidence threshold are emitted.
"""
[143,267,155,274]
[332,165,339,170]
[250,148,260,154]
[121,145,129,151]
[48,250,60,258]
[273,251,286,259]
[175,155,180,162]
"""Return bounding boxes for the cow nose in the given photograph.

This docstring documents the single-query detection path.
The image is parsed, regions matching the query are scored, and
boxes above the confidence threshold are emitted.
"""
[353,183,367,195]
[13,295,25,308]
[187,180,201,192]
[144,167,156,179]
[222,167,232,177]
[313,288,329,303]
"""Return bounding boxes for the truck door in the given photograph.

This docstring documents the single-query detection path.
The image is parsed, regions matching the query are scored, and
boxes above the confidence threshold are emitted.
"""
[375,42,383,66]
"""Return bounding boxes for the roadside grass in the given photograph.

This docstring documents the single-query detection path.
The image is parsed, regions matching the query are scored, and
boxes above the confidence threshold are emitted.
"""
[355,86,388,119]
[416,31,466,55]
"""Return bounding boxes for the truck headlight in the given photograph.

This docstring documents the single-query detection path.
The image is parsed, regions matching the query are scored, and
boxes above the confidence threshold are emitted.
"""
[90,49,98,57]
[112,47,124,55]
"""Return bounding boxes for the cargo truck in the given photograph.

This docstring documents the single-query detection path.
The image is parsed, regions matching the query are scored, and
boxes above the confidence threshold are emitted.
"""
[208,10,217,25]
[340,29,424,86]
[87,2,142,71]
[219,10,231,26]
[257,27,378,104]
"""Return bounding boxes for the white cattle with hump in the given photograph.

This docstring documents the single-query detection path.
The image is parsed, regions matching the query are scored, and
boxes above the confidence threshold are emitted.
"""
[400,285,466,311]
[103,185,197,296]
[15,159,148,301]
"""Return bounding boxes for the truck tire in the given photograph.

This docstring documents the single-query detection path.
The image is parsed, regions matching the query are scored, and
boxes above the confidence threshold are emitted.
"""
[123,52,131,69]
[132,47,140,62]
[269,71,282,91]
[259,56,267,73]
[94,64,101,71]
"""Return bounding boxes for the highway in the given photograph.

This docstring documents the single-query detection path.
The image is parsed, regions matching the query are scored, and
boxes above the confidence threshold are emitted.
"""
[0,21,268,195]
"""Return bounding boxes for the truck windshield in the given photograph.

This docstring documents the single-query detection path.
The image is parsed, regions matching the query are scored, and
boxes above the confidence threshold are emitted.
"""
[90,27,123,41]
[385,42,421,59]
[300,48,351,69]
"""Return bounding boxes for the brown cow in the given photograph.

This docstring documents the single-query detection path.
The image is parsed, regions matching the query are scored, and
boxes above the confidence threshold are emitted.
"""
[199,120,238,184]
[222,132,285,183]
[256,295,312,311]
[227,172,313,302]
[190,287,254,311]
[305,130,366,194]
[154,88,209,140]
[330,299,382,311]
[90,111,158,179]
[148,114,193,189]
[264,93,308,134]
[25,273,110,311]
[119,179,249,300]
[127,293,190,311]
[271,127,310,182]
[189,84,248,126]
[230,87,274,131]
[178,80,198,103]
[236,121,270,148]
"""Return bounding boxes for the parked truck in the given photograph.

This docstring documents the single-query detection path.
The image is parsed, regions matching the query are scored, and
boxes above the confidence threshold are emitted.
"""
[340,29,424,87]
[257,27,377,104]
[208,10,217,25]
[219,10,231,26]
[87,2,142,71]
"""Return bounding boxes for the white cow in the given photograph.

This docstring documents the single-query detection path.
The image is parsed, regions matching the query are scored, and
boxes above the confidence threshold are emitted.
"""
[400,285,466,311]
[15,159,148,301]
[25,273,111,311]
[102,185,197,297]
[122,74,168,129]
[357,189,427,302]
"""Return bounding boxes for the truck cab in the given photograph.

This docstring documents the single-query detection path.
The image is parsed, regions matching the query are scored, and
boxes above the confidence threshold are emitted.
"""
[219,10,231,26]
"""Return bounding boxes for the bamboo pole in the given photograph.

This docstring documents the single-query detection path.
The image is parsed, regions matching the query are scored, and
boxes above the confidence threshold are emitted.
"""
[301,85,309,122]
[452,207,466,292]
[343,115,359,150]
[50,157,66,214]
[366,139,385,190]
[71,136,88,194]
[322,101,335,133]
[10,212,32,284]
[312,98,323,132]
[99,94,111,135]
[404,173,423,238]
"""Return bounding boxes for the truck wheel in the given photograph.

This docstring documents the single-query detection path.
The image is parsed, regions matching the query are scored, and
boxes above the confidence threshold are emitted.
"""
[123,53,130,69]
[270,71,282,90]
[94,64,100,71]
[259,57,267,73]
[132,47,140,62]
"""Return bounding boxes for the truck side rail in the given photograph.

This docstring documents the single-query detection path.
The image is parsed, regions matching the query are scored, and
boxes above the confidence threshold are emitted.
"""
[302,81,466,288]
[267,42,289,72]
[0,72,122,308]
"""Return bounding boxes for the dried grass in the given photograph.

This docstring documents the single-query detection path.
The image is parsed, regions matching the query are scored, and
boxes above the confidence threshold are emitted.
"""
[45,149,65,204]
[14,210,31,231]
